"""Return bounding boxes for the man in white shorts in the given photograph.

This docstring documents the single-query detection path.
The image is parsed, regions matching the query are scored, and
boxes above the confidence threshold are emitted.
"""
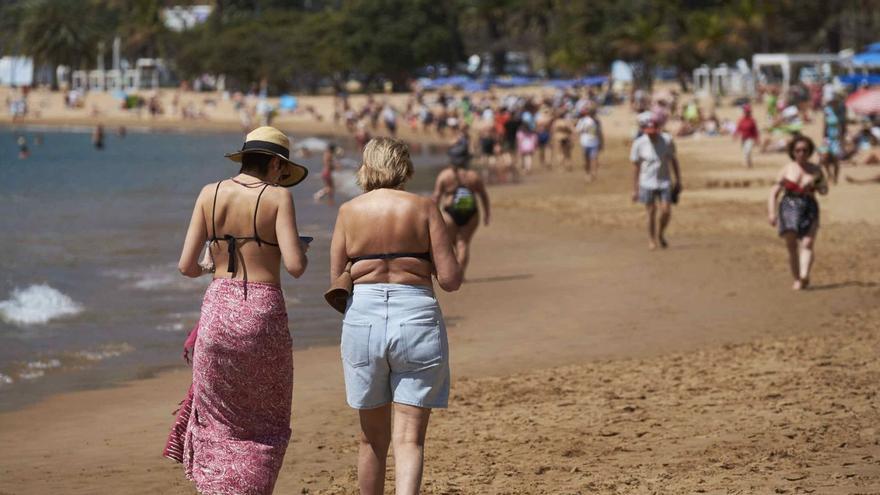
[630,114,683,250]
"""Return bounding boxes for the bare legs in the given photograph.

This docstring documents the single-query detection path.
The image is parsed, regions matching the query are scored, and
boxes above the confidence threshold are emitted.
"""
[782,229,818,290]
[393,404,431,494]
[441,211,479,279]
[822,154,839,184]
[645,201,671,250]
[358,405,391,494]
[357,403,431,495]
[584,151,600,181]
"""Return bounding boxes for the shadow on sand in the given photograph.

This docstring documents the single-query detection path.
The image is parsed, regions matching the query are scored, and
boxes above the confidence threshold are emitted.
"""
[465,274,534,284]
[809,281,878,291]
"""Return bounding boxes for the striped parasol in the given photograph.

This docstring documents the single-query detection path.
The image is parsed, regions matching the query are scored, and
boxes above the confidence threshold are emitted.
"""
[845,88,880,115]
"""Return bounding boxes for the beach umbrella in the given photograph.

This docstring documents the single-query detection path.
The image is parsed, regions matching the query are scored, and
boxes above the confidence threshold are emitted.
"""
[581,75,608,87]
[845,88,880,115]
[851,51,880,68]
[279,95,298,111]
[839,74,880,87]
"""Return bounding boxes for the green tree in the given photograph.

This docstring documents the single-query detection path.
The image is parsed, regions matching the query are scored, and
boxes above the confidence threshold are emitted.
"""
[19,0,101,87]
[340,0,463,89]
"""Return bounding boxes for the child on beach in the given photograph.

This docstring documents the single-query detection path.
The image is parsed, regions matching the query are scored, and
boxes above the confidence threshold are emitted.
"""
[313,143,340,205]
[516,124,538,174]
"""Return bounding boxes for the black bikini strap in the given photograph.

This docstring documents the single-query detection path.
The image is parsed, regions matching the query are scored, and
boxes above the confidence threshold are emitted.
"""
[253,184,270,246]
[350,252,432,264]
[224,234,236,273]
[211,180,223,240]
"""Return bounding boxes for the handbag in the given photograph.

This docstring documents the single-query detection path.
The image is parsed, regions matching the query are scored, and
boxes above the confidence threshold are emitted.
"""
[199,240,216,273]
[324,262,352,314]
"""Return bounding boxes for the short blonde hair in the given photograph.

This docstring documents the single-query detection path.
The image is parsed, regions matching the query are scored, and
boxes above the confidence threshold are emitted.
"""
[357,137,413,191]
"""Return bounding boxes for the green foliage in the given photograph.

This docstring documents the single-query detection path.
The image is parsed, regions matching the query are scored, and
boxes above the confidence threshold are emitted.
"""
[2,0,880,92]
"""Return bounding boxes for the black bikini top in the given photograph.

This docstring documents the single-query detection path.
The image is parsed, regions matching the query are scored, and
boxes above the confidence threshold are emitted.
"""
[210,179,279,274]
[349,252,432,265]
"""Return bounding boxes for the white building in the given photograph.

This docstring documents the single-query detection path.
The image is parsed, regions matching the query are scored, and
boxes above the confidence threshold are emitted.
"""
[0,57,33,86]
[162,5,213,32]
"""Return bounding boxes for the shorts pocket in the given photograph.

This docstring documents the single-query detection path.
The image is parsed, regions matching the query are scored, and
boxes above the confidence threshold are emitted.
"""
[401,320,442,367]
[341,321,371,368]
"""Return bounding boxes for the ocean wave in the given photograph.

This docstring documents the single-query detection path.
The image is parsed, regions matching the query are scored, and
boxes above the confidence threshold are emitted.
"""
[0,284,83,326]
[1,343,135,385]
[103,266,208,291]
[72,343,135,362]
[156,321,186,332]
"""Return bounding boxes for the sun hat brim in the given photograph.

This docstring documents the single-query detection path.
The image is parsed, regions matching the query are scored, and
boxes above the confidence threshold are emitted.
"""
[224,148,309,187]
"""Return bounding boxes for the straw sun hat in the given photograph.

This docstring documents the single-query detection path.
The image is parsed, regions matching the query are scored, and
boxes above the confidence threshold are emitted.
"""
[224,126,309,187]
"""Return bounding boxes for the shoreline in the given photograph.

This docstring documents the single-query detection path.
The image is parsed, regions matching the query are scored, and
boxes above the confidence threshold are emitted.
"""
[2,89,879,493]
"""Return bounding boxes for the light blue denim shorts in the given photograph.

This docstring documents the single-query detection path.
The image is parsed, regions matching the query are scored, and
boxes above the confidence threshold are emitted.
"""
[340,283,450,409]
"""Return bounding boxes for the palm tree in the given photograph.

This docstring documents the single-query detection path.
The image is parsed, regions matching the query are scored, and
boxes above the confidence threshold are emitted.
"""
[20,0,98,88]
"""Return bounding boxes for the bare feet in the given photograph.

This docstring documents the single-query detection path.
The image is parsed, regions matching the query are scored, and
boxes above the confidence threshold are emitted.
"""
[659,236,669,249]
[648,240,658,251]
[792,279,803,291]
[800,277,810,289]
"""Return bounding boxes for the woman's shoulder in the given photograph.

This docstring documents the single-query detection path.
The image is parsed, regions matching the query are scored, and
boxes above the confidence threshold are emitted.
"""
[195,181,221,203]
[342,190,431,214]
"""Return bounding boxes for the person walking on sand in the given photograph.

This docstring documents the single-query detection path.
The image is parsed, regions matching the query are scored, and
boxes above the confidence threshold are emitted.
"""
[576,106,604,182]
[767,135,828,290]
[516,123,538,175]
[433,147,491,280]
[819,93,846,184]
[314,143,340,205]
[329,137,461,494]
[734,104,759,168]
[630,115,682,250]
[164,126,310,494]
[552,110,574,171]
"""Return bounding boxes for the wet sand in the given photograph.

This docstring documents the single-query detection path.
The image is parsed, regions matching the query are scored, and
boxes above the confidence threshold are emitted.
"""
[1,94,879,494]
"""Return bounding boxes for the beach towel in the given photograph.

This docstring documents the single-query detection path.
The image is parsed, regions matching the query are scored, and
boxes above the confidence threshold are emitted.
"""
[164,279,292,495]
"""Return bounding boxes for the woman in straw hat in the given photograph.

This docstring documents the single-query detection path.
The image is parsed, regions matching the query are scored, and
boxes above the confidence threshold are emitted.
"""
[330,137,461,494]
[165,126,309,494]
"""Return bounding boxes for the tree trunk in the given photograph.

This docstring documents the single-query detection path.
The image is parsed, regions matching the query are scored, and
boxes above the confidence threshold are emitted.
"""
[485,12,505,76]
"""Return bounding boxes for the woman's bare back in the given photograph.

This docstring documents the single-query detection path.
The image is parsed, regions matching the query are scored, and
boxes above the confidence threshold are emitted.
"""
[202,180,285,284]
[340,189,435,285]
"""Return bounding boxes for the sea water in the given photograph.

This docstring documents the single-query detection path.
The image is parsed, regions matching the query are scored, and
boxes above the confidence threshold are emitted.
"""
[0,126,447,411]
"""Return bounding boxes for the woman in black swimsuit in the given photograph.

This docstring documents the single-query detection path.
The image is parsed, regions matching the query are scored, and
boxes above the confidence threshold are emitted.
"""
[433,155,491,279]
[767,135,828,290]
[330,137,461,494]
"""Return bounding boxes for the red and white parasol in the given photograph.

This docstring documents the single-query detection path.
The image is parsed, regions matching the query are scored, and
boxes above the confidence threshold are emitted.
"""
[845,88,880,115]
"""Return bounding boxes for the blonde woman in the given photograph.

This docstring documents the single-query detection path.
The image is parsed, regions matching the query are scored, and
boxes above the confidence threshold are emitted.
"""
[330,137,461,494]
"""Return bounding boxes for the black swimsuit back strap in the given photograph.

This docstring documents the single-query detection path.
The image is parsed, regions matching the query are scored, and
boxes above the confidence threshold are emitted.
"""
[211,180,224,240]
[350,252,432,264]
[253,184,271,246]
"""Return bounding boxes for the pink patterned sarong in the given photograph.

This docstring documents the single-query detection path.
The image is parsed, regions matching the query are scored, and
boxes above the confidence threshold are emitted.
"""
[164,279,292,495]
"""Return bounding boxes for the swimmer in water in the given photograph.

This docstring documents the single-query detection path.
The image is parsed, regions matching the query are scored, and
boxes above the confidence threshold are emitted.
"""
[93,124,105,150]
[17,136,29,159]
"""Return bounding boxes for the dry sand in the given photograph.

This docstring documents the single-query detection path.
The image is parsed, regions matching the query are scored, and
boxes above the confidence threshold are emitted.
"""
[1,91,879,494]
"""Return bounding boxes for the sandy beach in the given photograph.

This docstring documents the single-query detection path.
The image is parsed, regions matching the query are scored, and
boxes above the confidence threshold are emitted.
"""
[1,90,879,494]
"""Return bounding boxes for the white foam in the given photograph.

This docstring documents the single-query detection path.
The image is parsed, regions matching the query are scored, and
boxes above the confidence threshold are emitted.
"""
[292,137,329,153]
[132,272,179,290]
[156,322,186,332]
[73,343,134,362]
[0,284,83,326]
[18,370,45,380]
[26,359,61,370]
[0,373,13,386]
[104,266,206,291]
